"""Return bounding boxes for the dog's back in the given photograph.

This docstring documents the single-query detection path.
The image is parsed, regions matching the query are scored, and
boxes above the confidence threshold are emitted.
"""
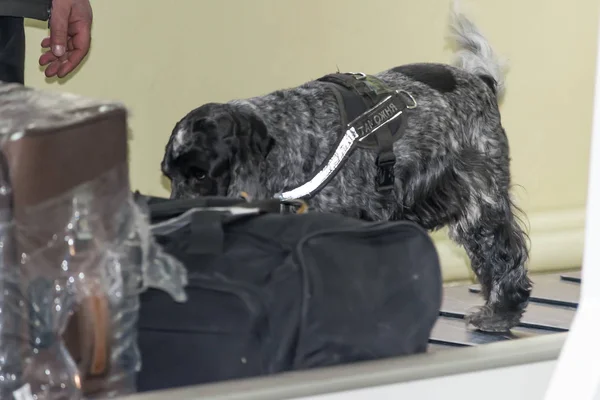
[165,2,509,222]
[224,5,508,221]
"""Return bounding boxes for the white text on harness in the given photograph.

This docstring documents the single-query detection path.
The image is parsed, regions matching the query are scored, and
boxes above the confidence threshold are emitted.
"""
[355,101,400,137]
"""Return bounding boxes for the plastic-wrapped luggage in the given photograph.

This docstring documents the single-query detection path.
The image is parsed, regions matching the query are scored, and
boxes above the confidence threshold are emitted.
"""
[0,83,186,399]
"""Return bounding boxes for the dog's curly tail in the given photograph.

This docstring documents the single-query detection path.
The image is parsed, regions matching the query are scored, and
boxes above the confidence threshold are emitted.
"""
[449,1,507,100]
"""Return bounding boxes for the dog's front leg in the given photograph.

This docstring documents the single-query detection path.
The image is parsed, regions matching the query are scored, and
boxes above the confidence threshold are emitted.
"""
[449,194,532,332]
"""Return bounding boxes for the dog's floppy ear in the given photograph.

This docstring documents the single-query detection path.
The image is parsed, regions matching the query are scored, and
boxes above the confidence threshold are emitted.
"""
[203,115,236,179]
[233,110,274,161]
[185,106,273,180]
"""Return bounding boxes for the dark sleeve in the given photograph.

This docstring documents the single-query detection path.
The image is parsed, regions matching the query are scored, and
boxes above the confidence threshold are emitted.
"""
[0,0,51,21]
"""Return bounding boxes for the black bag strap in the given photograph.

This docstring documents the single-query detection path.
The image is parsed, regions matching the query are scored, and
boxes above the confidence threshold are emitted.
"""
[187,207,282,255]
[147,197,243,221]
[188,211,226,255]
[142,194,305,224]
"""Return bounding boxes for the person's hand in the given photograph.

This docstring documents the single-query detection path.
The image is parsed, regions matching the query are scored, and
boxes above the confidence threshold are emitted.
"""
[39,0,93,78]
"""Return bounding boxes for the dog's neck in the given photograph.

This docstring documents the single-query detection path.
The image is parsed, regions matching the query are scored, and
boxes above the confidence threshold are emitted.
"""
[227,101,320,203]
[227,159,272,201]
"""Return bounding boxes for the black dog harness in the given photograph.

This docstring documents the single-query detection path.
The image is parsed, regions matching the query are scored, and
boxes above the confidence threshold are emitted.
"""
[275,72,417,202]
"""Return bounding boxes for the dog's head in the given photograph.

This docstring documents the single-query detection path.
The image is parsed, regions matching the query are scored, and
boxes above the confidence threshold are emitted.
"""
[161,103,273,199]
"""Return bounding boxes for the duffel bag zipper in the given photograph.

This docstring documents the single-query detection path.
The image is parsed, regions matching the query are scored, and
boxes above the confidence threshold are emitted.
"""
[295,220,437,265]
[188,274,269,329]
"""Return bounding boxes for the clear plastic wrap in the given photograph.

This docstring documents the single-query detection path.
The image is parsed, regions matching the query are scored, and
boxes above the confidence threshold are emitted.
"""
[0,83,188,399]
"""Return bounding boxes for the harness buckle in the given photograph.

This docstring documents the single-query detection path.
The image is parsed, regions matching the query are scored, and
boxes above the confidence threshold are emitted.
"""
[279,199,309,214]
[348,72,367,80]
[376,153,396,192]
[398,90,418,109]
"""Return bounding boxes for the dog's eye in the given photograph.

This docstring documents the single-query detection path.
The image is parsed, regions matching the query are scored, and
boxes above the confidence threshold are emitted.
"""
[188,167,206,181]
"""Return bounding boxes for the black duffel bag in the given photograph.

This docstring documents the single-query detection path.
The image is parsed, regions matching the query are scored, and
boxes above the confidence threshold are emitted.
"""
[135,196,443,392]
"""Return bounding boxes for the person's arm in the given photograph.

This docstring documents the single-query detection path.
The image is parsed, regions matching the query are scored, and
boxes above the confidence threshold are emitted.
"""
[39,0,92,78]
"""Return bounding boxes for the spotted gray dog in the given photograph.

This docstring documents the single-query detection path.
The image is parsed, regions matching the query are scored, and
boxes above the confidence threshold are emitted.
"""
[161,7,531,332]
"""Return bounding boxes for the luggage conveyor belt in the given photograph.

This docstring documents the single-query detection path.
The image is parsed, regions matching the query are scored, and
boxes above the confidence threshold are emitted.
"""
[430,270,580,349]
[123,271,577,400]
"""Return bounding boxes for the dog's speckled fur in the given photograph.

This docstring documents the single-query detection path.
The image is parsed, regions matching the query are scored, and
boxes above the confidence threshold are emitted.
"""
[161,6,531,332]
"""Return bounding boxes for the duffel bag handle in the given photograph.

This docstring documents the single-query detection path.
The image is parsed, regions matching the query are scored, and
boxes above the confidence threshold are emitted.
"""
[155,198,306,255]
[141,192,308,224]
[239,192,308,214]
[188,211,226,255]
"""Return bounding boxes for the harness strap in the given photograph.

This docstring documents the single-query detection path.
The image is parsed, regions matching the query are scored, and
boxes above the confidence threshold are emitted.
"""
[321,78,400,191]
[275,72,417,201]
[375,133,397,191]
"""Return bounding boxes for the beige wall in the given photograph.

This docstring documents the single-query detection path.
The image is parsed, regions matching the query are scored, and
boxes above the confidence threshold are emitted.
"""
[23,0,598,281]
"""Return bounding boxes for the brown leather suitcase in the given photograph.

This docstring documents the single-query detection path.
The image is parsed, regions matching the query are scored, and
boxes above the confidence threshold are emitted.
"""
[0,82,134,399]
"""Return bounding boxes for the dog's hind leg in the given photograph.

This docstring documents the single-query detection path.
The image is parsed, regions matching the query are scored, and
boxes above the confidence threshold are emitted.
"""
[449,190,532,332]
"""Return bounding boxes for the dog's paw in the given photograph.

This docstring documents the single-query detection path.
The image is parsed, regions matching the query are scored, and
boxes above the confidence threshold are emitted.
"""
[465,305,521,333]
